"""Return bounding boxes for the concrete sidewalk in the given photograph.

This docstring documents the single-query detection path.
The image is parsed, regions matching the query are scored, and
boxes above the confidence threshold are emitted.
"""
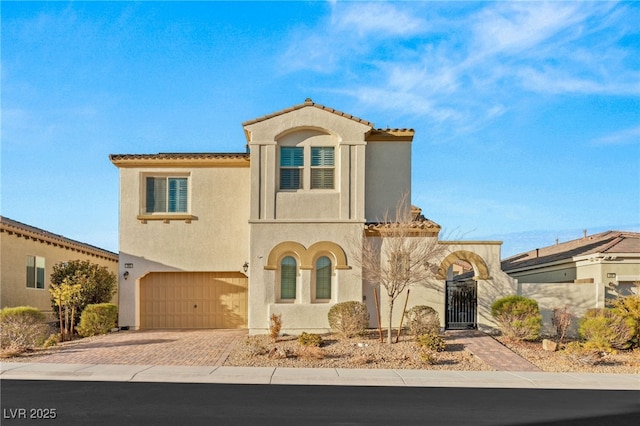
[1,361,638,390]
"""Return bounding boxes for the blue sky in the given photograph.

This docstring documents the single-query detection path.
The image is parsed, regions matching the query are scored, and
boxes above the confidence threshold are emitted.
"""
[2,1,639,258]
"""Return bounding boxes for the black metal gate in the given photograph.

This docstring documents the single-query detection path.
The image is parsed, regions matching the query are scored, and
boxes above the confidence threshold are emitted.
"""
[445,280,477,330]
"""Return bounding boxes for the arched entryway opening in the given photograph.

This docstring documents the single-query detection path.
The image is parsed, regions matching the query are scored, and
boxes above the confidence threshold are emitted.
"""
[437,251,491,330]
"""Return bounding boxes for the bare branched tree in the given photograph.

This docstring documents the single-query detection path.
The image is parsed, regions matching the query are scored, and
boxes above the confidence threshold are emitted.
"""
[352,194,448,344]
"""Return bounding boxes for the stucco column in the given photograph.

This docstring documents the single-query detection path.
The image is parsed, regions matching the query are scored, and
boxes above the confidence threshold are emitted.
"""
[300,269,312,304]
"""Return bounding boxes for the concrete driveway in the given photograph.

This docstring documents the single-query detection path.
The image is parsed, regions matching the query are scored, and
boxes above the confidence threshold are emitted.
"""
[16,329,247,366]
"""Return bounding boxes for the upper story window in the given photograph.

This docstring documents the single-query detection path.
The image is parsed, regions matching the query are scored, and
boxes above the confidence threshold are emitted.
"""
[279,146,334,190]
[26,255,45,289]
[311,147,334,189]
[146,176,188,213]
[280,147,303,190]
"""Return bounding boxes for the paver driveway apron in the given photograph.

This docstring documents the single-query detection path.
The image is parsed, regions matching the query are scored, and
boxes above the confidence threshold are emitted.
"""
[25,329,247,367]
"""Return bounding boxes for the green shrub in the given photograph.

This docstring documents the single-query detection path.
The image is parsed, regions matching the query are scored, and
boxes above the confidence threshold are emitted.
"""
[298,332,323,347]
[43,333,61,348]
[610,295,640,348]
[491,295,542,341]
[578,308,634,352]
[0,306,50,350]
[328,301,369,338]
[405,305,440,336]
[76,303,118,337]
[415,333,446,352]
[50,260,116,326]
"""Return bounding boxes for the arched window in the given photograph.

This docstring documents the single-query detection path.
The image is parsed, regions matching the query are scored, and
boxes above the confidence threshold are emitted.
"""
[280,256,297,300]
[315,256,332,300]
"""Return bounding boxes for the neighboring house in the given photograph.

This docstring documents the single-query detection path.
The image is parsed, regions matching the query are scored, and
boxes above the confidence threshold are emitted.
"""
[502,230,640,298]
[501,231,640,334]
[0,216,119,318]
[111,99,516,334]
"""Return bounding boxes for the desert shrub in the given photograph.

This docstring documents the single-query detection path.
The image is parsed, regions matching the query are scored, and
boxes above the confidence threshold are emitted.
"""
[297,345,325,360]
[405,305,440,336]
[0,306,50,351]
[269,314,282,342]
[43,333,61,348]
[415,333,446,352]
[578,308,634,352]
[76,303,118,337]
[418,349,438,365]
[552,305,574,343]
[610,295,640,348]
[563,341,603,366]
[298,332,323,347]
[491,295,542,341]
[327,301,369,338]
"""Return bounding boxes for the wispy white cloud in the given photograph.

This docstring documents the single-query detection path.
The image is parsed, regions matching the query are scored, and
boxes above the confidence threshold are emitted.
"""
[330,2,427,37]
[593,126,640,146]
[517,66,640,95]
[279,1,638,137]
[470,2,588,56]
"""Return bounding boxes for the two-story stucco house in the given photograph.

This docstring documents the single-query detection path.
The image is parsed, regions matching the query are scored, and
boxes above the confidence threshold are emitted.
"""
[111,99,516,334]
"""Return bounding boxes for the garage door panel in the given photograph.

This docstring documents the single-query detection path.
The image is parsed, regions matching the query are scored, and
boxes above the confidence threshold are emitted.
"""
[140,272,248,329]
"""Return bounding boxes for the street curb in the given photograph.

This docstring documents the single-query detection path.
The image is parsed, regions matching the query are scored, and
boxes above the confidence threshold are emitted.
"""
[2,362,638,390]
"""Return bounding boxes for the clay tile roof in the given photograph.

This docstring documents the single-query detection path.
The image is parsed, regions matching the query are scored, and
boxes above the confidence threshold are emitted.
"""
[0,216,118,260]
[501,230,640,271]
[366,128,415,141]
[242,98,375,127]
[109,152,249,161]
[365,204,442,234]
[109,152,250,167]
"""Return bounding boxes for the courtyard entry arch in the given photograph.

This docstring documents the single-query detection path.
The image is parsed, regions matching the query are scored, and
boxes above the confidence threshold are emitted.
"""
[437,250,491,330]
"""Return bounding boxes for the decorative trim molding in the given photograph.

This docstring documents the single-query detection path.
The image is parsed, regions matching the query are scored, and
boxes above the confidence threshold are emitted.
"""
[437,250,492,280]
[265,240,350,270]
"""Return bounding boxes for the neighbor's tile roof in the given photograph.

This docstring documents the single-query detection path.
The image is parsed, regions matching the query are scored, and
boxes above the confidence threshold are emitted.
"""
[0,216,118,261]
[501,230,640,271]
[242,98,375,127]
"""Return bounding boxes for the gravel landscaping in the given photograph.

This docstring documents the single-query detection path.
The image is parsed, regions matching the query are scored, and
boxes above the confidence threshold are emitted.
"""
[224,331,491,370]
[493,337,640,374]
[4,328,639,374]
[224,330,640,374]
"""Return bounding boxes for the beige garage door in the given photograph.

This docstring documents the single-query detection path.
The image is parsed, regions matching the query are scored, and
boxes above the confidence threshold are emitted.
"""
[140,272,248,329]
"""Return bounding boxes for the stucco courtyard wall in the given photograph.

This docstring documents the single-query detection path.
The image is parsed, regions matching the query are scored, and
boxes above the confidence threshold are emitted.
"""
[517,281,605,337]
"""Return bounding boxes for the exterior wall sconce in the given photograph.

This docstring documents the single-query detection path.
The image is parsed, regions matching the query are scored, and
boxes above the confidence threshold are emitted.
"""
[123,271,129,280]
[243,262,249,273]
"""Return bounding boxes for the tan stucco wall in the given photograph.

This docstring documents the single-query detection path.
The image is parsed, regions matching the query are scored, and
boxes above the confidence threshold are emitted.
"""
[506,255,640,287]
[0,228,118,318]
[245,106,377,334]
[365,141,412,222]
[518,282,605,337]
[246,108,370,224]
[507,264,578,283]
[116,164,251,328]
[248,222,363,334]
[375,240,516,332]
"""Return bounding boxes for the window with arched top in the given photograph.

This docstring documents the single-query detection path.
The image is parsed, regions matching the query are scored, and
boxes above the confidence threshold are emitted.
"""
[280,256,297,300]
[315,256,332,300]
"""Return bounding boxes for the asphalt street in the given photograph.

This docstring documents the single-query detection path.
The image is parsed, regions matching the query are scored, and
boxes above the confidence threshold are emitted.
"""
[2,380,639,426]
